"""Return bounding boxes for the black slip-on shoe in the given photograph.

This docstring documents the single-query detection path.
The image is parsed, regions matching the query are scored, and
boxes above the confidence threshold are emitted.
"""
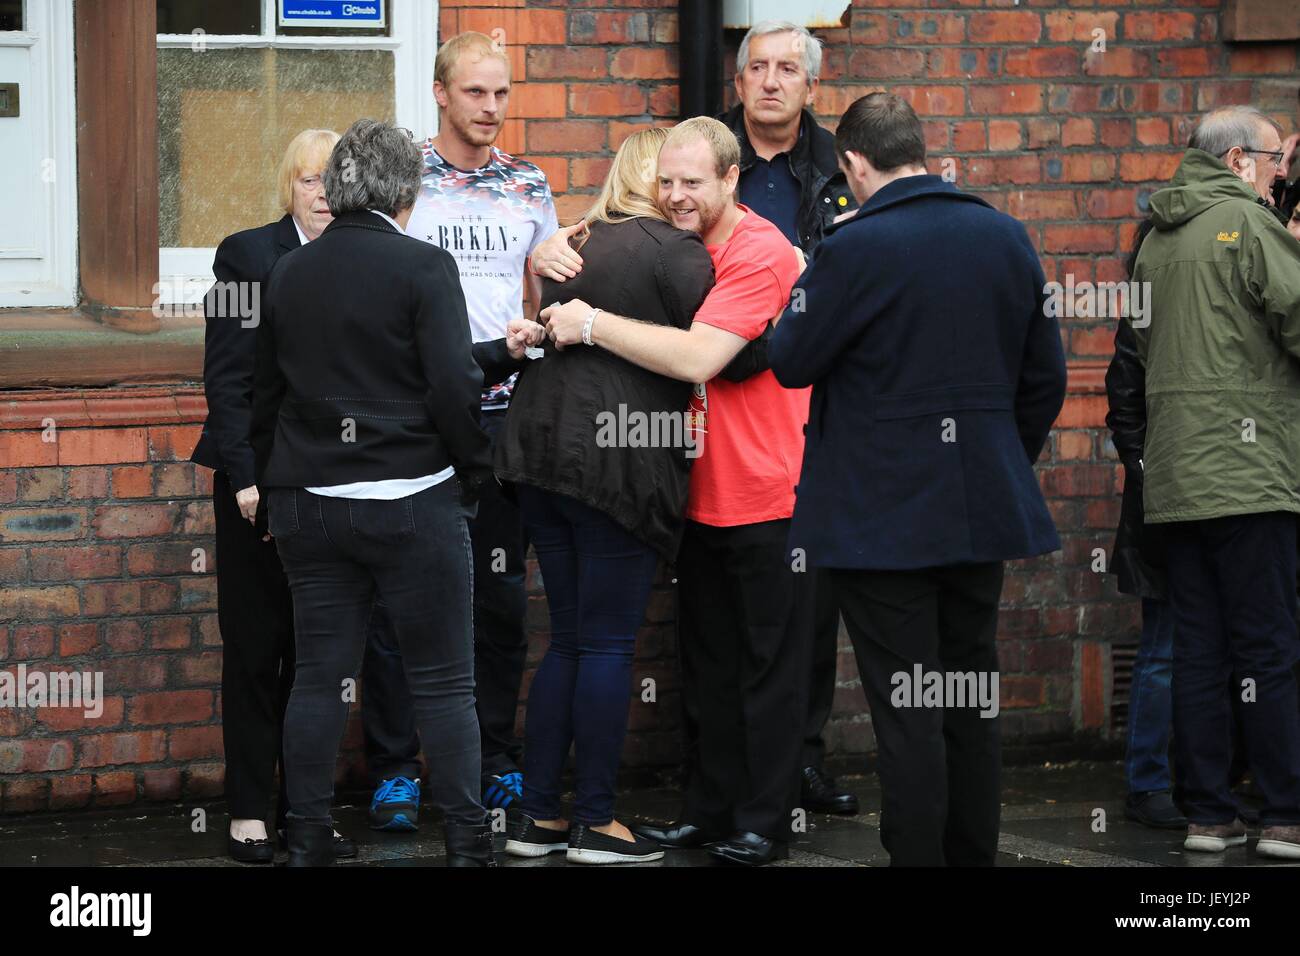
[567,824,665,864]
[505,814,570,857]
[801,767,860,815]
[629,821,720,848]
[1124,790,1188,830]
[228,834,274,864]
[707,831,789,866]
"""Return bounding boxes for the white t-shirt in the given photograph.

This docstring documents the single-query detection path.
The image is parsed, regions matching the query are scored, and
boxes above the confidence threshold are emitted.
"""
[405,142,558,409]
[306,210,453,500]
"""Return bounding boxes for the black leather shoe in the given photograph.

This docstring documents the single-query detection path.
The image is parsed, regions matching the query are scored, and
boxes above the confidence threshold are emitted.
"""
[444,822,498,867]
[629,821,720,848]
[801,767,859,815]
[1124,790,1188,830]
[707,830,789,866]
[228,834,274,864]
[332,831,358,858]
[284,820,335,867]
[277,826,358,858]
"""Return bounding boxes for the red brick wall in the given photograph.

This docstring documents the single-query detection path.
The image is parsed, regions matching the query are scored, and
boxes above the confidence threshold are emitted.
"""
[3,0,1298,812]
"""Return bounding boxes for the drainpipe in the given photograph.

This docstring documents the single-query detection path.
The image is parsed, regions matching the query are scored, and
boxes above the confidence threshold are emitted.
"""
[678,0,724,120]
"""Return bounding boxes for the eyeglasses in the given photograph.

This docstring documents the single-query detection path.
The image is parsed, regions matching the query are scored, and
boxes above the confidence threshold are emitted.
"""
[1221,147,1284,165]
[394,126,414,140]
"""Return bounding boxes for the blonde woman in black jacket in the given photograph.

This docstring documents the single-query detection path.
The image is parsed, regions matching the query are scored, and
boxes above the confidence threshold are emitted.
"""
[496,129,715,864]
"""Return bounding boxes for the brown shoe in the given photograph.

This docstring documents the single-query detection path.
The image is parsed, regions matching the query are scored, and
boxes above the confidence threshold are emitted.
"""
[1257,825,1300,860]
[1184,819,1247,853]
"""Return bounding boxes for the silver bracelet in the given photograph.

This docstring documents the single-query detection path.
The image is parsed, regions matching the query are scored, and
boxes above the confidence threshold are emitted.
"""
[582,308,601,346]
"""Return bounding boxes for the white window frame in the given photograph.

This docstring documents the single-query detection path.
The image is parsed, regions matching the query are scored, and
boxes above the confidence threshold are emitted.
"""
[0,0,78,308]
[156,0,438,305]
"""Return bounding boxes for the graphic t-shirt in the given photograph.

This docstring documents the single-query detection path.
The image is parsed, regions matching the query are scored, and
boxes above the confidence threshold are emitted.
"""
[685,205,811,527]
[406,142,558,408]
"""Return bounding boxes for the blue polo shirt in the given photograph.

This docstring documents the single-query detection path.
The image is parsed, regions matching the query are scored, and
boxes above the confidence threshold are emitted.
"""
[739,150,802,246]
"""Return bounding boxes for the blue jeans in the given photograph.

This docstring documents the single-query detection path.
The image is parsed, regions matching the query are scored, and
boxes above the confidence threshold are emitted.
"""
[1125,597,1175,795]
[515,484,660,827]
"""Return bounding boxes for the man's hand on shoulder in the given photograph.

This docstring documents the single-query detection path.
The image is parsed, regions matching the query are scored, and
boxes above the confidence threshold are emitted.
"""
[530,221,587,281]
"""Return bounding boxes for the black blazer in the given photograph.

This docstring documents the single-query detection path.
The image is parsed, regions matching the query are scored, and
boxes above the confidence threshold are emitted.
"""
[191,214,299,491]
[249,210,503,498]
[770,175,1067,570]
[494,217,714,559]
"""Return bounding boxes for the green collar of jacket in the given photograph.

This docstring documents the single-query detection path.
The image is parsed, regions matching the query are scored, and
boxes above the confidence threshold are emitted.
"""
[1148,149,1264,231]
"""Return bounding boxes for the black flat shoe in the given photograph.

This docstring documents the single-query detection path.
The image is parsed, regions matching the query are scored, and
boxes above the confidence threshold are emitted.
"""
[1124,790,1188,830]
[629,821,720,848]
[278,826,357,858]
[228,834,274,864]
[505,814,570,857]
[567,824,664,864]
[707,830,788,866]
[801,767,859,815]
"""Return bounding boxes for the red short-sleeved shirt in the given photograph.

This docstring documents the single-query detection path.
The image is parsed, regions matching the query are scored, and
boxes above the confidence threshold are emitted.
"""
[684,205,811,527]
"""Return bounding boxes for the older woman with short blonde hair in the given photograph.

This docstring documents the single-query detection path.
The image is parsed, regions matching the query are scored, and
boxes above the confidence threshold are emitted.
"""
[190,127,354,864]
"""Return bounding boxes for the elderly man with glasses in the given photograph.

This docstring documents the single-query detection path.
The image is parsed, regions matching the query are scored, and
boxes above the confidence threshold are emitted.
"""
[1127,105,1300,861]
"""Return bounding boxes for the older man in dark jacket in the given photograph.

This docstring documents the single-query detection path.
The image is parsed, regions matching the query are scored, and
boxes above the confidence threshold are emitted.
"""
[721,19,860,816]
[770,93,1067,866]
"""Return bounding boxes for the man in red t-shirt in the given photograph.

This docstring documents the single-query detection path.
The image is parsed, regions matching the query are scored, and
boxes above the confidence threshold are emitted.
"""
[541,117,812,866]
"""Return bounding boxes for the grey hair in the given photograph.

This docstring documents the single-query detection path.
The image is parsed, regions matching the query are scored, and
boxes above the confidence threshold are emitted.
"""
[1188,105,1282,156]
[737,19,822,81]
[323,118,423,218]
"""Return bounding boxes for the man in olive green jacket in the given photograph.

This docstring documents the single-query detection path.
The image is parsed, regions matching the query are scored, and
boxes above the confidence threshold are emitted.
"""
[1129,105,1300,860]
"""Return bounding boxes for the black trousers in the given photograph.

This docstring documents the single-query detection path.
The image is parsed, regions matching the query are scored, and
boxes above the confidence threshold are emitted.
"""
[677,518,813,841]
[213,470,295,825]
[362,410,529,781]
[831,562,1004,867]
[802,568,845,770]
[1164,512,1300,826]
[272,482,484,826]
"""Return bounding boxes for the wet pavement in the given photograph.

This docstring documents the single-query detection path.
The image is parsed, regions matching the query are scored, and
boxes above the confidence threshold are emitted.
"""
[0,760,1293,867]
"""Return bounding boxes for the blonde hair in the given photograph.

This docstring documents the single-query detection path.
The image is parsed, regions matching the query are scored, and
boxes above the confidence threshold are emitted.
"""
[585,128,671,226]
[277,128,340,214]
[435,31,511,89]
[661,116,741,179]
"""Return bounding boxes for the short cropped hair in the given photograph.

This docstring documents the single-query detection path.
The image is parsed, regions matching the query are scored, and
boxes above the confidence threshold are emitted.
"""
[435,31,510,89]
[835,92,927,172]
[1188,105,1282,156]
[662,116,741,179]
[277,128,340,214]
[323,119,423,218]
[736,20,823,81]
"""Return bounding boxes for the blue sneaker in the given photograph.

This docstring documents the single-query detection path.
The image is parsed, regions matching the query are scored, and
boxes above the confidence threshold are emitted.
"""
[483,772,523,811]
[369,776,420,831]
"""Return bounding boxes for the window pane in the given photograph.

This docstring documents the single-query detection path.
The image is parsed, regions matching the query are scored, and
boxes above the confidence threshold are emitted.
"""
[0,0,22,31]
[158,47,396,247]
[157,0,260,35]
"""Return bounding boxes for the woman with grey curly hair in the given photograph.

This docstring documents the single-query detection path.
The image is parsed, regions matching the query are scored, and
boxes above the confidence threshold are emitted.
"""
[249,118,543,867]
